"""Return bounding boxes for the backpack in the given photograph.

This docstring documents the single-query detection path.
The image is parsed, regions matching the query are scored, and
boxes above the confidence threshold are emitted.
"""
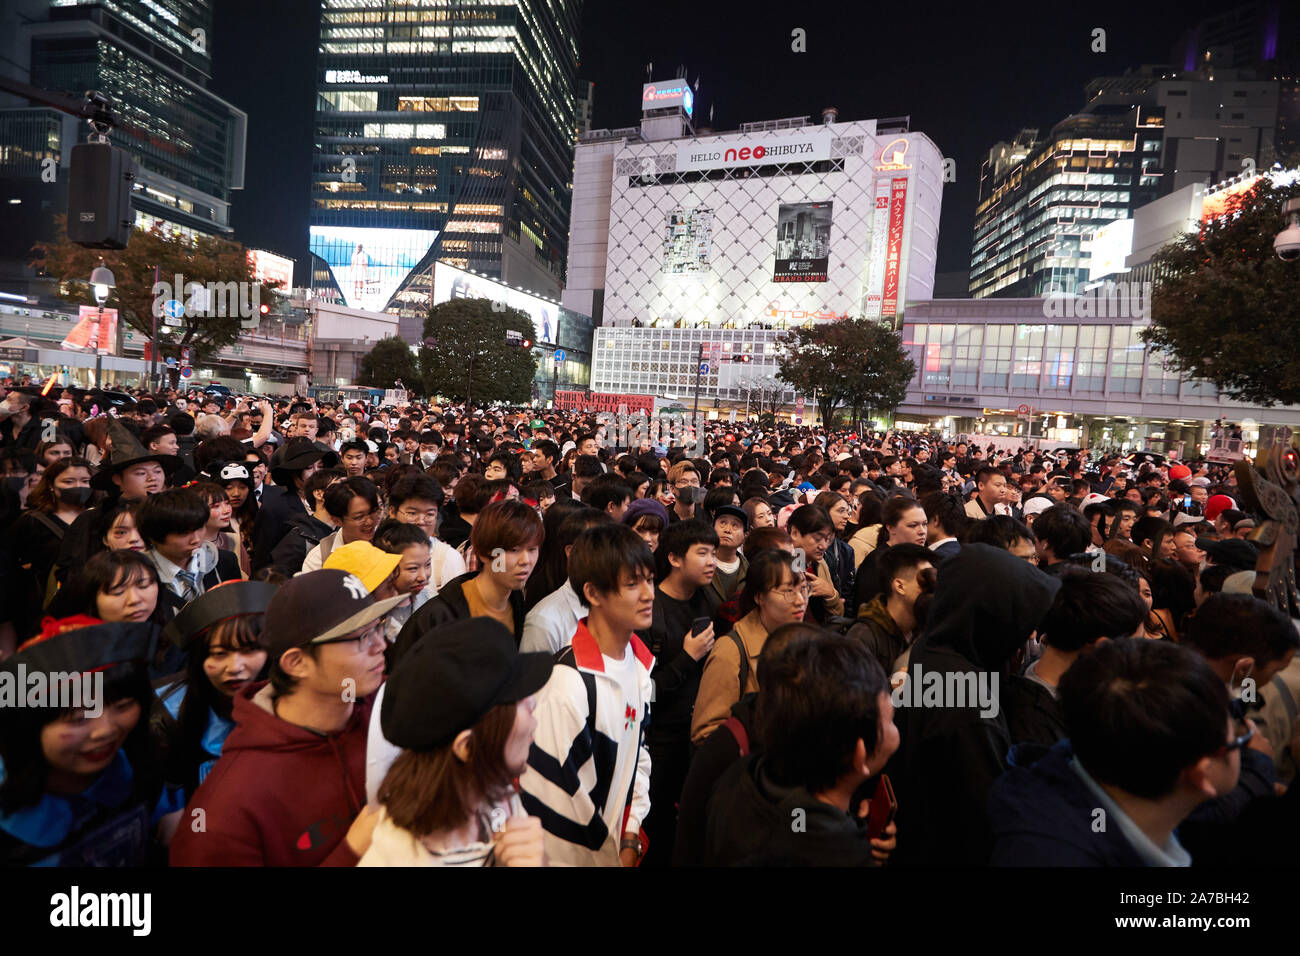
[730,631,751,698]
[721,715,750,756]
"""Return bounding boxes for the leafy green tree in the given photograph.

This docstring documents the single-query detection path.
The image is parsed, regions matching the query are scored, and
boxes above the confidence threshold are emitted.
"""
[420,298,537,405]
[357,336,420,391]
[30,218,281,385]
[776,318,915,427]
[1141,178,1300,406]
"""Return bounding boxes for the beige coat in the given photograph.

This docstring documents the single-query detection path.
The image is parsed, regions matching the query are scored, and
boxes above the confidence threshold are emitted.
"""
[849,524,882,569]
[691,610,768,744]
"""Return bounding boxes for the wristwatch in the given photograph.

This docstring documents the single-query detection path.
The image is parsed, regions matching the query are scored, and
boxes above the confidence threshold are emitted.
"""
[620,834,642,861]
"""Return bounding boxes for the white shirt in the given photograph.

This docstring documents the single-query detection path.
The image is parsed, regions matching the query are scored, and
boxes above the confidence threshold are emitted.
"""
[520,580,585,655]
[298,527,345,576]
[412,537,466,610]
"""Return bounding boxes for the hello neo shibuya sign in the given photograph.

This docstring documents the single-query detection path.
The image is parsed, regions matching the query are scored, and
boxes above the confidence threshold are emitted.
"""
[676,130,833,174]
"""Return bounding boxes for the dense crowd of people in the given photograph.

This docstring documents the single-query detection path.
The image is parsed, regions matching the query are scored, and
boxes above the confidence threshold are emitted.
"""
[0,380,1297,867]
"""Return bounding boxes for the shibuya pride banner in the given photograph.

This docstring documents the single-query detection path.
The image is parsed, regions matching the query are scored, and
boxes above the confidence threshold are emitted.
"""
[555,390,655,415]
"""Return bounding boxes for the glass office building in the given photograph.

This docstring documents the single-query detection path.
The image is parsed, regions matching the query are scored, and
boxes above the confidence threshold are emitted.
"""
[311,0,582,330]
[11,0,247,237]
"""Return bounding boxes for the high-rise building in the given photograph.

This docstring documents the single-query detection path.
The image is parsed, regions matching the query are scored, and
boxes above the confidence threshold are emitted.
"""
[0,0,247,292]
[970,65,1283,299]
[309,0,583,342]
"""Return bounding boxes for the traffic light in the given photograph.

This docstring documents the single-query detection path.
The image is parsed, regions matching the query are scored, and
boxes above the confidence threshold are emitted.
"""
[521,338,532,349]
[739,354,751,363]
[260,303,270,315]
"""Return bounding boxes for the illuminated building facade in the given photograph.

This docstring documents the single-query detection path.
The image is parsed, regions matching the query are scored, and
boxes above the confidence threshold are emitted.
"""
[310,0,582,333]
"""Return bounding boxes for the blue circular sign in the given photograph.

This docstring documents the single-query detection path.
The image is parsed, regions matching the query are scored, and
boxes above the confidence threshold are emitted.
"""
[165,356,178,367]
[700,362,710,374]
[179,366,193,379]
[554,349,566,362]
[163,299,185,319]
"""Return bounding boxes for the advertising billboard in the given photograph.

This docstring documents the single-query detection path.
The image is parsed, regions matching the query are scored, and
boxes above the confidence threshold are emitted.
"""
[642,81,693,116]
[881,177,908,317]
[65,306,117,355]
[774,202,832,282]
[662,207,713,275]
[308,226,437,313]
[676,129,833,174]
[555,390,655,414]
[247,249,295,292]
[863,178,893,318]
[431,260,559,345]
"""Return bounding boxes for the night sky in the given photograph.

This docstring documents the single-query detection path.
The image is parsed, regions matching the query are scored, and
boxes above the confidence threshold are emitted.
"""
[209,0,1228,288]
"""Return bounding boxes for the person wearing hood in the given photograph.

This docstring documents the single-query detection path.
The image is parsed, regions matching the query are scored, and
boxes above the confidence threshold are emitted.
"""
[990,639,1242,866]
[886,543,1061,867]
[170,570,404,866]
[704,631,899,866]
[268,468,342,577]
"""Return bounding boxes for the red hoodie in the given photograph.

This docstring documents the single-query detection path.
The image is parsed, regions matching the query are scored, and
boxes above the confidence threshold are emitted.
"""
[170,682,369,867]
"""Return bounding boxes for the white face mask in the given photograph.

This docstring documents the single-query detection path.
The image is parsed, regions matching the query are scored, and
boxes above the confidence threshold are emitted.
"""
[420,450,438,467]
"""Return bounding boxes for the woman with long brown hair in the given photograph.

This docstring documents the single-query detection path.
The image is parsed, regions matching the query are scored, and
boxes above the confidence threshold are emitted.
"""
[361,617,552,867]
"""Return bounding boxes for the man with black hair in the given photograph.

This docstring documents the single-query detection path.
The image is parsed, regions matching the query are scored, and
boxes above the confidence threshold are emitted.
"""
[270,468,342,576]
[386,471,465,600]
[484,449,522,484]
[919,490,964,564]
[635,519,720,865]
[704,633,898,865]
[252,437,339,572]
[965,466,1010,520]
[990,639,1242,866]
[299,477,381,574]
[138,487,240,618]
[581,472,632,521]
[338,440,369,478]
[1004,569,1148,747]
[846,542,933,680]
[519,523,655,866]
[171,570,402,866]
[1031,504,1092,574]
[570,453,604,503]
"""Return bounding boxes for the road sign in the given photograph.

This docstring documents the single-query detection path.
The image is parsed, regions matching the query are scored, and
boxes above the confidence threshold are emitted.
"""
[181,347,193,364]
[165,356,177,367]
[1017,403,1030,415]
[554,349,566,362]
[179,366,193,380]
[700,362,710,374]
[162,300,184,319]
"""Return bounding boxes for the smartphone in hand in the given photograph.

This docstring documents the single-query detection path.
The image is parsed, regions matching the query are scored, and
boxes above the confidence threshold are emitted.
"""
[691,617,712,637]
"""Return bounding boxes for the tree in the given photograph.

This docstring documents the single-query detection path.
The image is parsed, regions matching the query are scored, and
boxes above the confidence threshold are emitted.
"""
[30,218,280,385]
[357,335,420,391]
[776,318,915,428]
[420,298,537,405]
[1142,177,1300,406]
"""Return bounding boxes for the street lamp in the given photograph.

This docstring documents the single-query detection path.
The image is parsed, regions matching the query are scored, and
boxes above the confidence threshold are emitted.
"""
[89,261,115,385]
[1274,197,1300,261]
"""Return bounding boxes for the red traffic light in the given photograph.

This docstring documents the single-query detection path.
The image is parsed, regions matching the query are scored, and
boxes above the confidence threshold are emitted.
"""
[521,339,532,349]
[259,304,270,314]
[740,354,751,362]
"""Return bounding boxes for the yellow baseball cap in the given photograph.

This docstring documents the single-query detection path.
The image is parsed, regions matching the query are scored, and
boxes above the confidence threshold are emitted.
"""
[323,541,400,594]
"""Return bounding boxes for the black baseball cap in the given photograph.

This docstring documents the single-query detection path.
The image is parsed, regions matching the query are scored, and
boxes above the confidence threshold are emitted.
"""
[262,570,406,661]
[1196,536,1259,572]
[381,617,553,751]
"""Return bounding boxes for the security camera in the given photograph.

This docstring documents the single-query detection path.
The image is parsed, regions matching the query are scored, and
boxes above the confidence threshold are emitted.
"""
[1276,198,1300,262]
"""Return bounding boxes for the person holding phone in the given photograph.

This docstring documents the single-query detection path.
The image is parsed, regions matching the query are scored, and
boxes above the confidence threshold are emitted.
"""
[635,519,720,865]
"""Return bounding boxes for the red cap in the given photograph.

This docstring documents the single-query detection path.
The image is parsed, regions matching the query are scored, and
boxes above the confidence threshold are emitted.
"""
[1205,494,1235,522]
[1168,464,1192,480]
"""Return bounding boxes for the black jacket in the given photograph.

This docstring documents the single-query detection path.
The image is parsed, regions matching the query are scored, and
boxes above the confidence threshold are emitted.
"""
[1002,674,1066,749]
[885,543,1061,867]
[391,571,526,666]
[268,512,334,577]
[250,485,304,573]
[989,741,1151,866]
[703,754,879,866]
[674,693,756,866]
[822,536,856,607]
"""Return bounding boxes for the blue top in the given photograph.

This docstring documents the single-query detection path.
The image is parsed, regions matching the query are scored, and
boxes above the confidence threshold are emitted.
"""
[0,751,182,866]
[158,682,235,786]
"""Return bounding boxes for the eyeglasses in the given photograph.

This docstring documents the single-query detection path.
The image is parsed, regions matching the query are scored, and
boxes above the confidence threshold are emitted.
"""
[315,621,385,648]
[1219,724,1255,753]
[397,507,438,523]
[772,584,811,604]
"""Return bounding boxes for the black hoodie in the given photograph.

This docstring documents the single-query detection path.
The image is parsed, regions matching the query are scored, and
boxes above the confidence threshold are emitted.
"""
[886,543,1061,867]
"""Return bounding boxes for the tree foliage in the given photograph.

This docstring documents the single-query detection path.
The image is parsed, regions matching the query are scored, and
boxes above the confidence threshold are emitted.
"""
[420,298,538,405]
[1142,178,1300,406]
[776,318,915,426]
[30,219,280,381]
[357,335,420,391]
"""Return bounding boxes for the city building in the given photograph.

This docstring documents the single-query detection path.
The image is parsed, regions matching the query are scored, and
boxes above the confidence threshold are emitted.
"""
[309,0,583,339]
[972,64,1285,299]
[0,0,248,298]
[572,90,943,409]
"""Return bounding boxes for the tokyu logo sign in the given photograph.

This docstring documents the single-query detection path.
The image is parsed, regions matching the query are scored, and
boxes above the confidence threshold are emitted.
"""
[642,81,693,115]
[675,129,833,173]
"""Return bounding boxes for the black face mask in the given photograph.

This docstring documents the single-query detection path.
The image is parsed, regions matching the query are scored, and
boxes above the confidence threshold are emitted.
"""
[57,486,94,506]
[3,476,27,496]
